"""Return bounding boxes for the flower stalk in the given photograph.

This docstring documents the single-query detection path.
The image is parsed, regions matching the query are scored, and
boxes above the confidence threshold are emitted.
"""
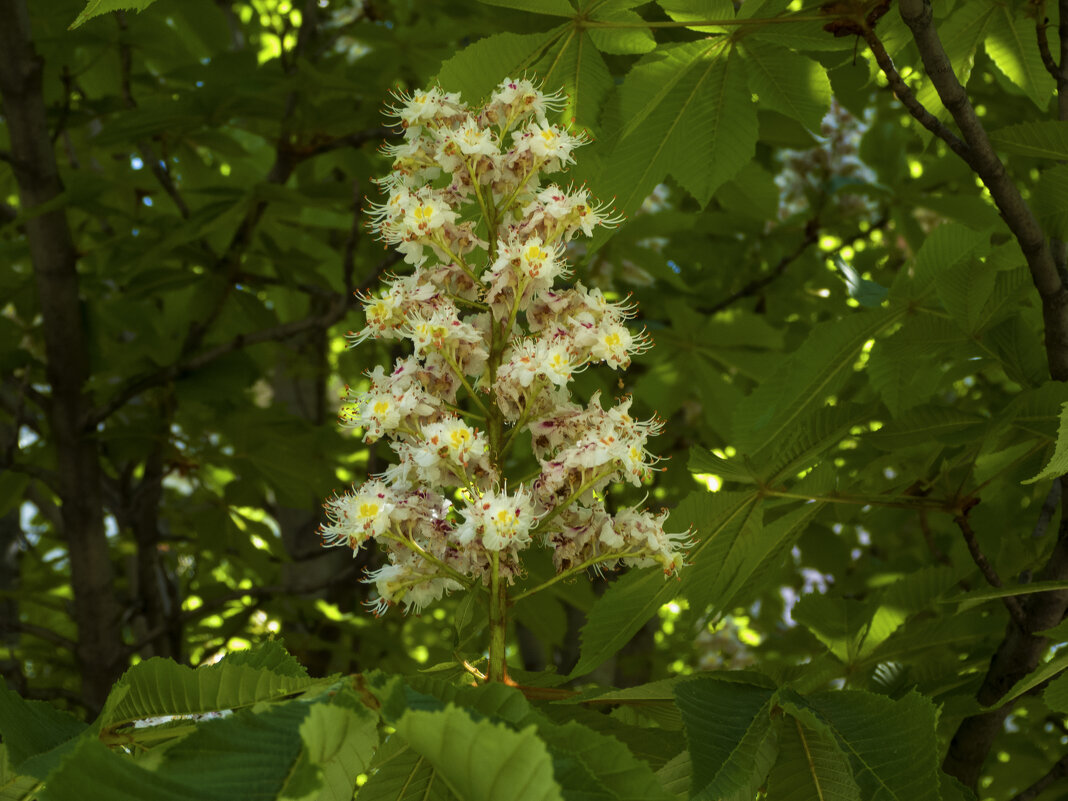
[319,78,691,680]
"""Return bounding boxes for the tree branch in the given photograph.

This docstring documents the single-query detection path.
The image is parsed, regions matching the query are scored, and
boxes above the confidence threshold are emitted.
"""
[1037,5,1059,83]
[116,13,193,220]
[860,28,971,163]
[895,0,1068,380]
[0,620,76,650]
[87,251,398,428]
[1009,752,1068,801]
[704,220,820,313]
[955,513,1027,629]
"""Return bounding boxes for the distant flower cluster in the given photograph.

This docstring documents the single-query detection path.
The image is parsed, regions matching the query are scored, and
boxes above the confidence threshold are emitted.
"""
[320,78,690,614]
[775,99,879,221]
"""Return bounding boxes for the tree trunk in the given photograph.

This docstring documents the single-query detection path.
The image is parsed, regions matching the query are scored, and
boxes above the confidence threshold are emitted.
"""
[0,0,125,711]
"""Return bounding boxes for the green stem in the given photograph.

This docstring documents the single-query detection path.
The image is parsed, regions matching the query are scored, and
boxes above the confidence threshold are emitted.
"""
[530,468,617,538]
[762,488,953,511]
[512,551,643,602]
[442,400,485,422]
[498,159,543,217]
[440,350,491,418]
[465,155,495,237]
[380,532,473,587]
[433,235,479,283]
[487,551,508,682]
[501,378,546,457]
[578,14,827,29]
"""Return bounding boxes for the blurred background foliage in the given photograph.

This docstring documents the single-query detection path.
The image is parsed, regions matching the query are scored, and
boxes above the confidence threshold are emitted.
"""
[5,0,1068,797]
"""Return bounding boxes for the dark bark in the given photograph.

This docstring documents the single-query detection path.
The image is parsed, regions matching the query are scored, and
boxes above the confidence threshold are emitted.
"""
[0,0,125,710]
[122,407,181,660]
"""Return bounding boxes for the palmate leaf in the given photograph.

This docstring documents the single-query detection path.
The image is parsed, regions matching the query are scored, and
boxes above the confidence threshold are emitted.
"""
[687,447,757,483]
[991,121,1068,159]
[69,0,159,29]
[282,700,379,801]
[1023,402,1068,484]
[801,690,941,801]
[792,596,906,666]
[732,308,899,458]
[0,745,40,801]
[908,222,992,290]
[984,5,1055,109]
[530,25,614,134]
[674,676,778,801]
[1033,164,1068,239]
[529,715,674,801]
[911,1,995,118]
[738,39,831,131]
[657,0,735,33]
[571,490,761,677]
[585,5,656,55]
[655,751,691,801]
[866,315,969,416]
[436,31,559,103]
[935,255,996,335]
[98,651,319,731]
[0,678,87,779]
[866,405,988,451]
[990,649,1068,709]
[601,38,756,216]
[42,702,309,801]
[766,717,860,801]
[393,705,563,801]
[698,502,822,620]
[358,737,456,801]
[1043,671,1068,714]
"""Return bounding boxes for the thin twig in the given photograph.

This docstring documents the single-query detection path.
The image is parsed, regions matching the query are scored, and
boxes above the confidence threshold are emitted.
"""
[954,513,1028,629]
[861,27,971,164]
[0,620,77,650]
[704,220,820,314]
[1038,13,1060,82]
[87,252,397,428]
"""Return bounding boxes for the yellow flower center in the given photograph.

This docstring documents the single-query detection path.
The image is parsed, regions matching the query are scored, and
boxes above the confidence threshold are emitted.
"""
[358,502,380,519]
[523,244,548,263]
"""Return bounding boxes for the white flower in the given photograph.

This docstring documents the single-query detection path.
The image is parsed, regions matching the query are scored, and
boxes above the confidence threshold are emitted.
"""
[421,417,487,469]
[319,480,396,552]
[456,486,537,552]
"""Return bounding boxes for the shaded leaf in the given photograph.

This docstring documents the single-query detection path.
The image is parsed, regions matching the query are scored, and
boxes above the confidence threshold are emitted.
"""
[572,491,760,677]
[985,6,1056,109]
[766,717,860,801]
[991,120,1068,159]
[674,676,778,801]
[604,39,755,215]
[437,31,558,102]
[739,39,831,131]
[804,691,941,801]
[732,309,897,457]
[0,678,86,777]
[1023,402,1068,484]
